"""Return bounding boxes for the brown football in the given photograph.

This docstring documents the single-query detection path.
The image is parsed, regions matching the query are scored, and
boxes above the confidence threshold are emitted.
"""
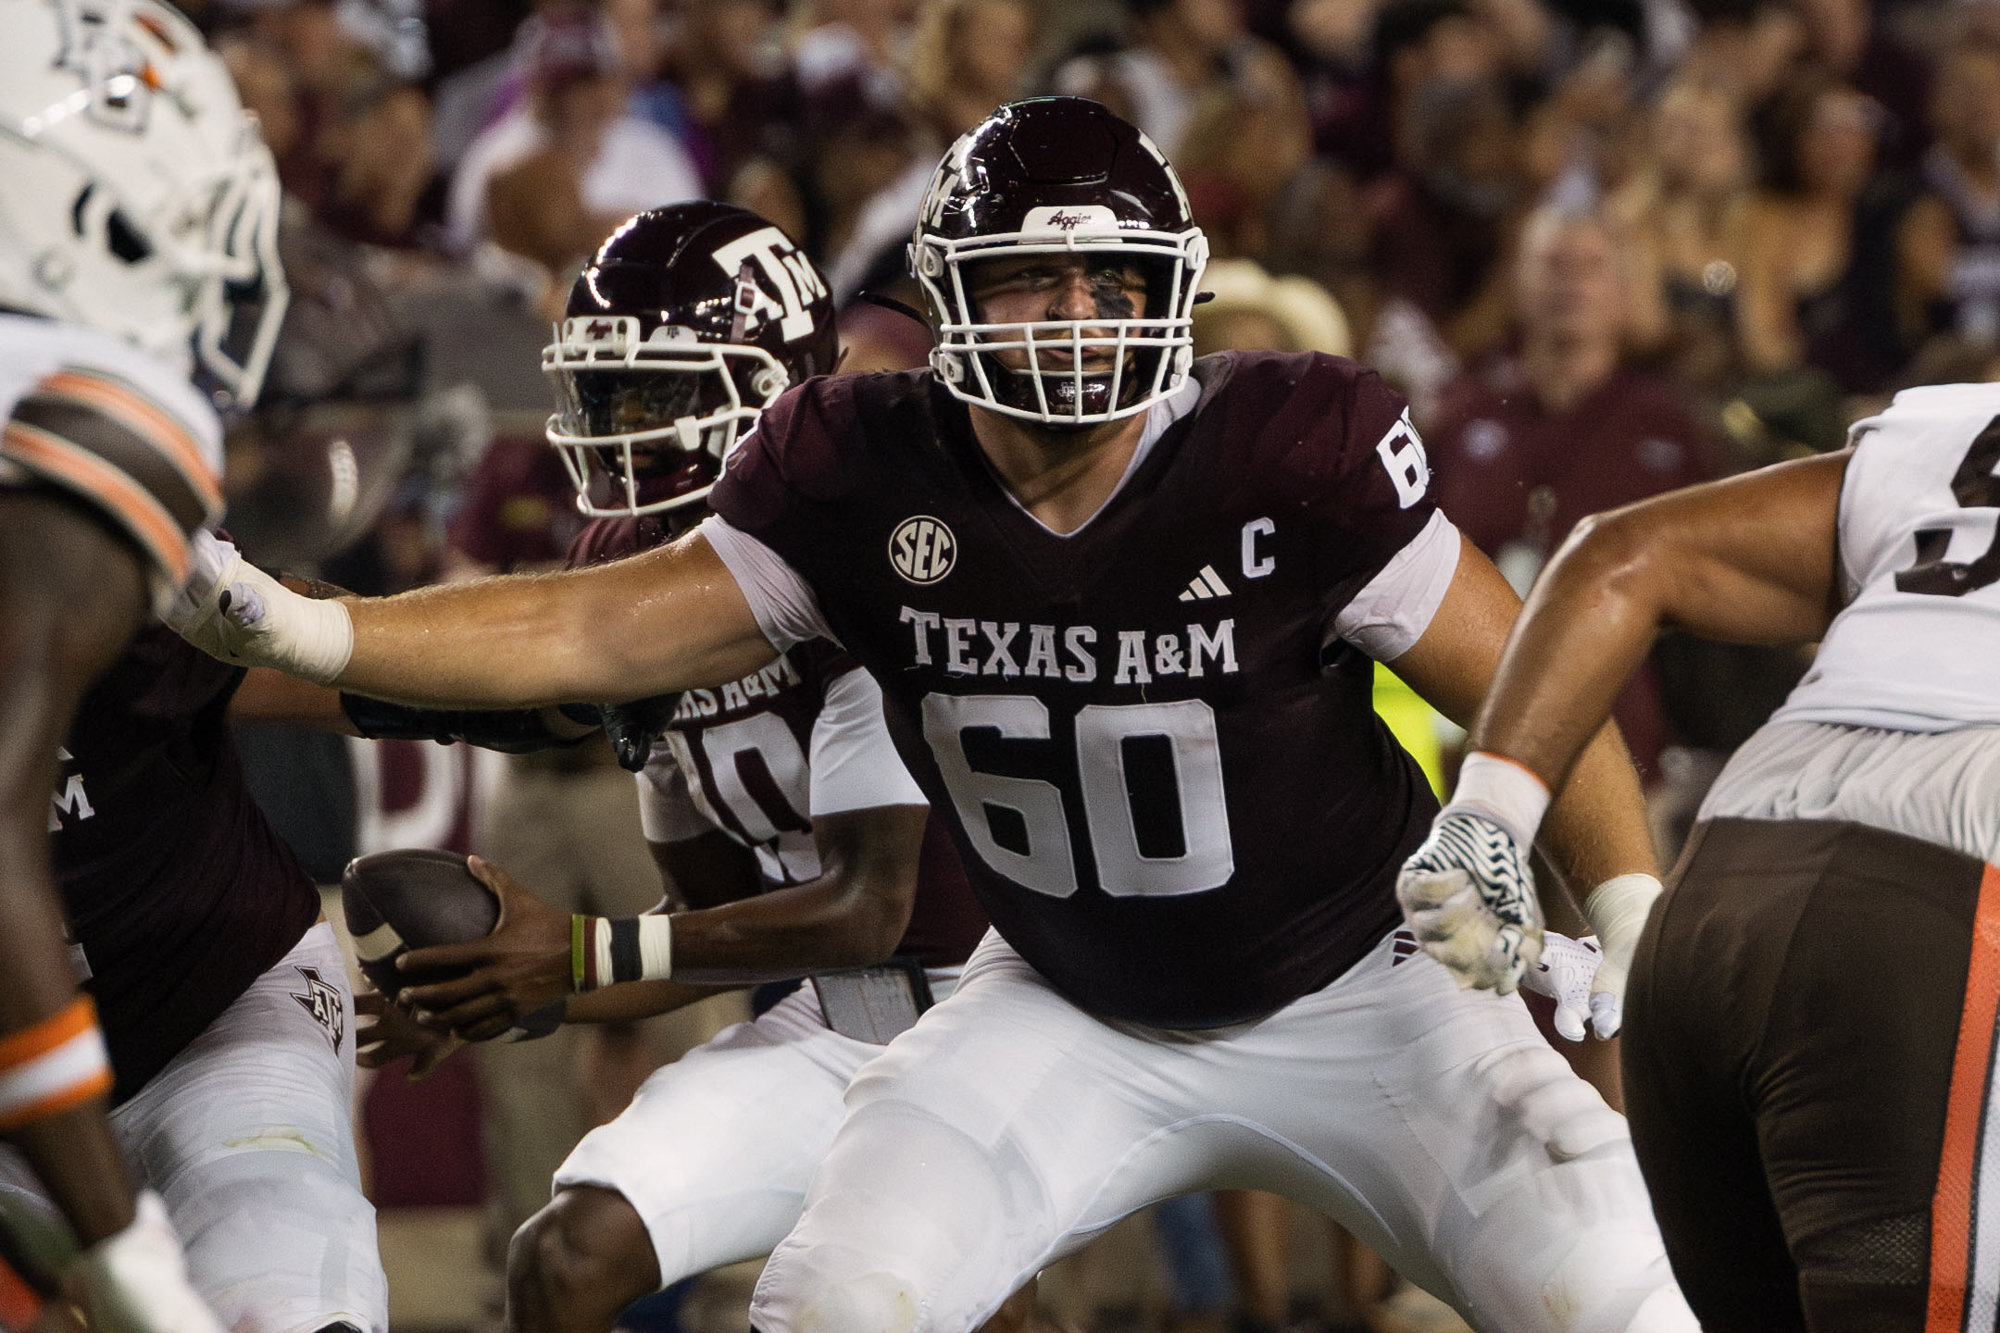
[340,848,562,1039]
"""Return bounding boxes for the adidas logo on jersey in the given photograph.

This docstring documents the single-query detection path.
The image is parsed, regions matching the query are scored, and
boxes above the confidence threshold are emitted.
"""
[1178,566,1231,601]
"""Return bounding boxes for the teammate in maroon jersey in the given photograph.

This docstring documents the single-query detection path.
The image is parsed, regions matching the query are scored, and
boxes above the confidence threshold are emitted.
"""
[176,101,1693,1332]
[0,1,290,1329]
[325,204,993,1333]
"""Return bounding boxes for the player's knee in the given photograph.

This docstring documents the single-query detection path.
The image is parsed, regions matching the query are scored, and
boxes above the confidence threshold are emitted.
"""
[757,1269,927,1333]
[508,1187,656,1331]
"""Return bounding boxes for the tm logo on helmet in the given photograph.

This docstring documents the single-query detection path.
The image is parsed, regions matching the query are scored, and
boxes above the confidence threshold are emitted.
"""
[890,516,956,584]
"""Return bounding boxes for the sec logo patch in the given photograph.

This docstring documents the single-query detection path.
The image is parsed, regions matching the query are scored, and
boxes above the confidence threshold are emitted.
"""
[890,516,956,584]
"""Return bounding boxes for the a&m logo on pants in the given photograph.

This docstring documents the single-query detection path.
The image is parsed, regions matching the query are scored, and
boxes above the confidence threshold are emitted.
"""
[292,966,345,1051]
[890,516,956,584]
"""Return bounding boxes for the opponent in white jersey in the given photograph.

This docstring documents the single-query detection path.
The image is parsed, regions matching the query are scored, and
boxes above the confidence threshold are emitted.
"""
[0,1,293,1329]
[1396,382,2000,1331]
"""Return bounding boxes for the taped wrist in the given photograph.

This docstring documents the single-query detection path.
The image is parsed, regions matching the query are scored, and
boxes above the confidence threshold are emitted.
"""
[224,566,354,684]
[1442,751,1550,849]
[1584,873,1662,960]
[571,914,673,991]
[0,997,113,1132]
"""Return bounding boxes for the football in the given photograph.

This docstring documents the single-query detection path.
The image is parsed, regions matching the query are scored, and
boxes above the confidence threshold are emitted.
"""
[340,848,562,1040]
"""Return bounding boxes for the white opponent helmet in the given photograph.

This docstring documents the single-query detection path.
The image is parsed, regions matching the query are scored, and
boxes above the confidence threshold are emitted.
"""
[0,0,287,409]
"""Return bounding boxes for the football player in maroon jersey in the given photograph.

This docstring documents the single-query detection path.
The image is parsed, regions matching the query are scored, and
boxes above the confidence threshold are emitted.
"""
[176,99,1693,1332]
[0,1,290,1329]
[317,203,996,1333]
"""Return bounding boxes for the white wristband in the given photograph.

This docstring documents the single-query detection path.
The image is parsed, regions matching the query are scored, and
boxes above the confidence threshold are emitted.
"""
[1584,873,1662,958]
[1443,751,1551,849]
[583,913,673,989]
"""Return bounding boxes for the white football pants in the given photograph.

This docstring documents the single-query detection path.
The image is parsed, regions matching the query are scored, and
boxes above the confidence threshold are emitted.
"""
[554,971,960,1286]
[0,923,384,1333]
[750,928,1696,1333]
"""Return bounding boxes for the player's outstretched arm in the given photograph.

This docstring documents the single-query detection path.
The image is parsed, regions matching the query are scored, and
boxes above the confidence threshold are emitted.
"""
[1475,450,1847,792]
[1389,535,1656,1010]
[1398,452,1847,1016]
[174,529,781,710]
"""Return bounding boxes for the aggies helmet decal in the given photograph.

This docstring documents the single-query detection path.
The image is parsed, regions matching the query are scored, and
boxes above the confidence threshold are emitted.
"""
[543,201,839,521]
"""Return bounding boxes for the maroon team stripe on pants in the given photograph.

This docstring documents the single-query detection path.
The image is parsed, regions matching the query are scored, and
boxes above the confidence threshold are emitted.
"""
[1928,864,2000,1333]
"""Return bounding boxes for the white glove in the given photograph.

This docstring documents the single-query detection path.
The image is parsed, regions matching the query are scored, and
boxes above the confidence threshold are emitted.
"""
[1519,931,1605,1041]
[1581,873,1662,1040]
[162,530,354,685]
[68,1191,226,1333]
[1396,809,1545,994]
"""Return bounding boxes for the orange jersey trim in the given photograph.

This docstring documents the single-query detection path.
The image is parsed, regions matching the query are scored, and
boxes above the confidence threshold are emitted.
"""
[0,1254,43,1333]
[0,1071,115,1134]
[37,369,219,513]
[1,421,190,583]
[0,998,113,1134]
[0,997,98,1071]
[1927,864,2000,1333]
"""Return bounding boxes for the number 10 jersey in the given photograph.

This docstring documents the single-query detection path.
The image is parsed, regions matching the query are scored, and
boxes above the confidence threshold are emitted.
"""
[709,351,1456,1028]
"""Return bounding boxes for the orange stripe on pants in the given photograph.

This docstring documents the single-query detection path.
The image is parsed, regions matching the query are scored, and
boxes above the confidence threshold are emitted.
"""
[0,1254,41,1333]
[1929,865,2000,1333]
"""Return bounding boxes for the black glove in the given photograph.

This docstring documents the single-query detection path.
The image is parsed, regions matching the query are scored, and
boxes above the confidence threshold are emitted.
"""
[598,693,679,772]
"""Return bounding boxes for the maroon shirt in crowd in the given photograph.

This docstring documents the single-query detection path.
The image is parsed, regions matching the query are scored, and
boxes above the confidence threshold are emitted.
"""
[1429,360,1726,777]
[445,433,588,573]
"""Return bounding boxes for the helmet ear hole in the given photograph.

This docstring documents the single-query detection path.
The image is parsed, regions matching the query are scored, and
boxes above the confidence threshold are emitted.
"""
[106,210,152,264]
[750,365,788,400]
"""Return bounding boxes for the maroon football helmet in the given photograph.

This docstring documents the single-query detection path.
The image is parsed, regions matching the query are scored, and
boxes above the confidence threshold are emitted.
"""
[544,202,839,519]
[909,97,1208,427]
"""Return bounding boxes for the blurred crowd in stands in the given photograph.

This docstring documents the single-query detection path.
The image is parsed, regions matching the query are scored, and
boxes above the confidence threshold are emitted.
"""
[197,0,2000,799]
[192,0,2000,1321]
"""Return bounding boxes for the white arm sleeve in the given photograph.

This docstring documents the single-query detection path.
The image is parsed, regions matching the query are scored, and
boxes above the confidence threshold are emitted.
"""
[700,514,836,651]
[636,755,712,845]
[1332,511,1463,660]
[808,665,927,817]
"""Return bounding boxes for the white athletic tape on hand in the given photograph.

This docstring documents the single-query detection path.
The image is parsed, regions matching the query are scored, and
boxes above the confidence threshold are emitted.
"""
[70,1191,226,1333]
[1582,873,1662,1039]
[219,562,354,685]
[165,531,354,685]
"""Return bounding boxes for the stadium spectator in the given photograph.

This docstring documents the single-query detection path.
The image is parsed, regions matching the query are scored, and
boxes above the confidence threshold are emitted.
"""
[1903,32,2000,361]
[1428,203,1724,782]
[1739,68,1917,395]
[446,7,700,259]
[1612,73,1759,396]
